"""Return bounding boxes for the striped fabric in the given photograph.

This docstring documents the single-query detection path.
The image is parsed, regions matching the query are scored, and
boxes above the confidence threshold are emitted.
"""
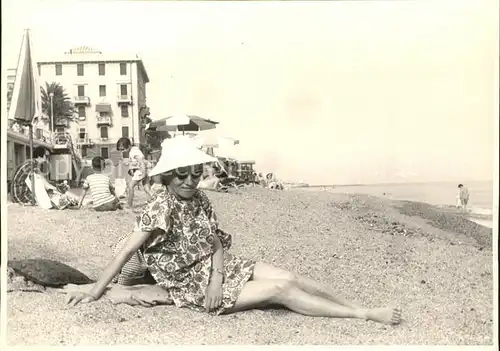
[111,232,149,285]
[82,173,116,208]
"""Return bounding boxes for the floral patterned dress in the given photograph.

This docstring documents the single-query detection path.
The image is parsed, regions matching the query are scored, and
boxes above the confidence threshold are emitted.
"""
[116,189,255,314]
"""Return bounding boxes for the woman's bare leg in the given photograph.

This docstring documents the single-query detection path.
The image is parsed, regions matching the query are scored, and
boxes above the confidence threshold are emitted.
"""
[225,280,401,324]
[252,262,364,309]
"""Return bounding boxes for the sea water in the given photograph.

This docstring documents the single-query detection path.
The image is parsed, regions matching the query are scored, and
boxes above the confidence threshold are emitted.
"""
[303,181,494,228]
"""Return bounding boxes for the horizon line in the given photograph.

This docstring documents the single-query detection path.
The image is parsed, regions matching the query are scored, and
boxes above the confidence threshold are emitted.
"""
[302,179,494,188]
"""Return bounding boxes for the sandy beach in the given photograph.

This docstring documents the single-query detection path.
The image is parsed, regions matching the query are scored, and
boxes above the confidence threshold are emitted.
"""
[6,187,494,345]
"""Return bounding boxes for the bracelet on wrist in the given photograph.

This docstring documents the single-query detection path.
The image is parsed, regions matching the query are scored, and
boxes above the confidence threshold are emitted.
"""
[211,268,224,276]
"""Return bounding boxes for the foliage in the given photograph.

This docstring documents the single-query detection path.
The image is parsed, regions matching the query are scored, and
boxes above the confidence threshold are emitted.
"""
[40,82,76,125]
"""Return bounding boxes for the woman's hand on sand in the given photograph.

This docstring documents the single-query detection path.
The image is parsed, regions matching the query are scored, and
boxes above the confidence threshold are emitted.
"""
[66,291,97,306]
[205,281,223,312]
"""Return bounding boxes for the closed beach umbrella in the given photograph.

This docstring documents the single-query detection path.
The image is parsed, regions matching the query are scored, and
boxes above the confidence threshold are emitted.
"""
[8,29,42,124]
[8,29,43,205]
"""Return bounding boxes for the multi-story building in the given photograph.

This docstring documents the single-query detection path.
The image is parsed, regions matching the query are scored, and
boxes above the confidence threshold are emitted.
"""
[37,46,150,159]
[6,68,17,113]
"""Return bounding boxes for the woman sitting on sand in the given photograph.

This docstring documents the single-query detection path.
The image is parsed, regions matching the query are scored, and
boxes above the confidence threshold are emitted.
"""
[256,172,266,186]
[197,164,220,190]
[197,164,229,193]
[66,138,401,325]
[265,172,284,190]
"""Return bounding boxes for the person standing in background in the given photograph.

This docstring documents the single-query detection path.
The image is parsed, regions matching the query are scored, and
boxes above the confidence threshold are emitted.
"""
[116,137,152,208]
[457,184,470,213]
[11,121,21,133]
[455,193,462,209]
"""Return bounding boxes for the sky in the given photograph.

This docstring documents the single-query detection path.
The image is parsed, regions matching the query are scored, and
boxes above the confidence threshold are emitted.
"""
[2,0,498,185]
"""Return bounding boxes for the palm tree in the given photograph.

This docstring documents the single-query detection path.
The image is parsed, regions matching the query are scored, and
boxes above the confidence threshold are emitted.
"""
[40,82,76,129]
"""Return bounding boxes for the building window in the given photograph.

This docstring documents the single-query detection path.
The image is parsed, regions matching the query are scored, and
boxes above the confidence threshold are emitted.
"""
[55,64,62,76]
[77,85,85,96]
[78,128,86,140]
[101,147,109,159]
[77,63,84,76]
[120,84,128,96]
[78,106,86,119]
[99,85,106,97]
[55,127,65,133]
[120,105,129,117]
[120,62,127,75]
[81,146,87,158]
[98,63,105,76]
[100,126,109,139]
[122,126,129,138]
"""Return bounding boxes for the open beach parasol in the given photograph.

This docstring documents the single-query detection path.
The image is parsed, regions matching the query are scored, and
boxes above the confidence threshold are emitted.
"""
[8,29,43,205]
[189,133,240,158]
[146,114,219,135]
[193,135,240,148]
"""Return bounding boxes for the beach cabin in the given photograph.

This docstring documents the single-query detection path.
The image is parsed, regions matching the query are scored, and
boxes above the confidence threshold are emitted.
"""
[50,130,84,183]
[235,160,256,183]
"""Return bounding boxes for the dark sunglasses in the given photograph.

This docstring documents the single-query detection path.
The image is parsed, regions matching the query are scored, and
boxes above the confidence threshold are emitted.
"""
[172,164,204,180]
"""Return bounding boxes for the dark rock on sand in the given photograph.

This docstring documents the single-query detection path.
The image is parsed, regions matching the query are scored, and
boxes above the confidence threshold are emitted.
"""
[8,259,95,291]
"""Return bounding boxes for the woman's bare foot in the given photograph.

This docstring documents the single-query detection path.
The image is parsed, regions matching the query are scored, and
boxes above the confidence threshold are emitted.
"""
[364,307,402,325]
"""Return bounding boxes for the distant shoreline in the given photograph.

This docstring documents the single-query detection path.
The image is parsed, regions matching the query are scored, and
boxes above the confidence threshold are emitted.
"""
[289,184,494,229]
[305,180,493,188]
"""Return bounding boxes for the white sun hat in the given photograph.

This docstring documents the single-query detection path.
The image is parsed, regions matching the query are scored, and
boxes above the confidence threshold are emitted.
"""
[149,137,217,177]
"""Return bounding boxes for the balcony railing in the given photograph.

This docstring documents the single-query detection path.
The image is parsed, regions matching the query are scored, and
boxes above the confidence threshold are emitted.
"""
[52,132,71,148]
[54,119,69,127]
[117,95,133,104]
[77,135,93,145]
[96,115,112,125]
[73,96,91,105]
[8,127,54,149]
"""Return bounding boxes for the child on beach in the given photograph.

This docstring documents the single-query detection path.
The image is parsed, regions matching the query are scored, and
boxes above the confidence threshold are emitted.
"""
[78,157,122,211]
[116,137,152,208]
